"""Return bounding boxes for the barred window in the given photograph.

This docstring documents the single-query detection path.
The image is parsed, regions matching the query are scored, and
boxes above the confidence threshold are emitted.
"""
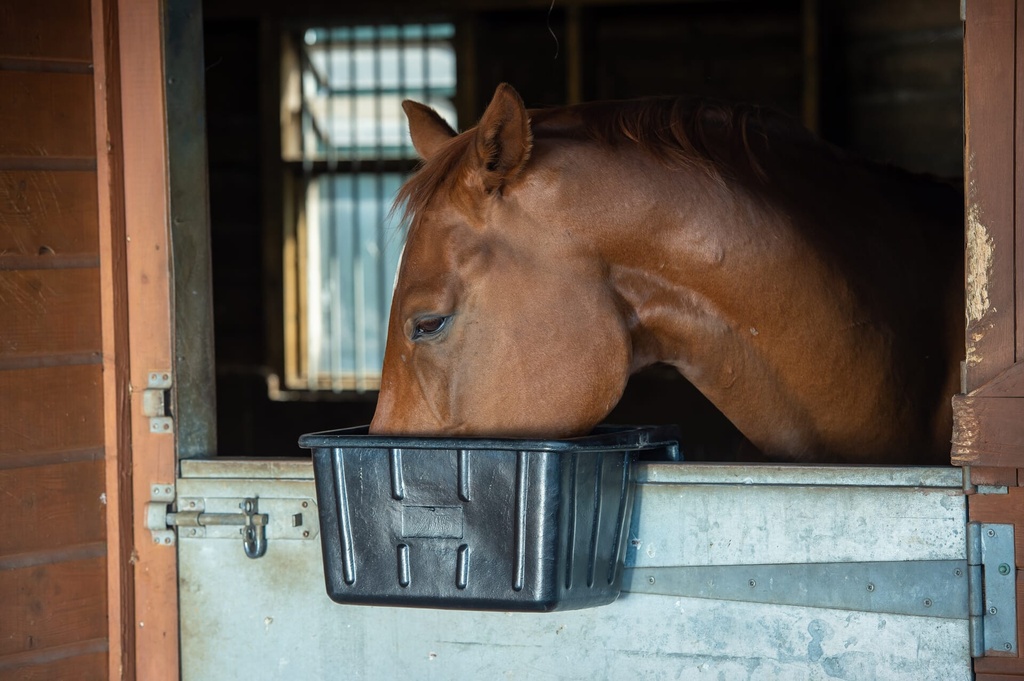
[282,24,457,393]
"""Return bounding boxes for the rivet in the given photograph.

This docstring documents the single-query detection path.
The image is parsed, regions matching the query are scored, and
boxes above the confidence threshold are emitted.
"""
[189,501,196,508]
[303,530,310,538]
[189,529,197,536]
[163,537,171,544]
[302,501,309,508]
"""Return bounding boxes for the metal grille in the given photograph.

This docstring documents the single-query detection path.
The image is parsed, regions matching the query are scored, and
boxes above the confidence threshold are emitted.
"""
[286,24,457,392]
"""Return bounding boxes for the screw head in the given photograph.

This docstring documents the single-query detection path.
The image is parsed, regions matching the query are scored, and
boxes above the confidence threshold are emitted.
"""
[648,576,656,585]
[163,537,171,545]
[923,598,933,608]
[1005,643,1013,651]
[954,568,963,577]
[989,606,998,615]
[748,579,756,588]
[302,530,310,538]
[867,583,875,592]
[988,529,997,537]
[999,563,1012,575]
[302,501,309,508]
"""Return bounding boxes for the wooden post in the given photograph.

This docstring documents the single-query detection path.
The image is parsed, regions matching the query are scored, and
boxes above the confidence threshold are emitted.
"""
[117,0,180,678]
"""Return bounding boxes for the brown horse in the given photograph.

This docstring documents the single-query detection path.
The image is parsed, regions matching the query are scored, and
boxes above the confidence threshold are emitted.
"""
[369,83,963,465]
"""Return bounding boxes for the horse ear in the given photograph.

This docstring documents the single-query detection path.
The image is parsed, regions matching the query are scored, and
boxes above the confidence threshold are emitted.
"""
[474,83,532,193]
[403,100,457,161]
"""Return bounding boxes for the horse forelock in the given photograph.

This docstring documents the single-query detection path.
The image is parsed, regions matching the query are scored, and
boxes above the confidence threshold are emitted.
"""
[392,132,477,230]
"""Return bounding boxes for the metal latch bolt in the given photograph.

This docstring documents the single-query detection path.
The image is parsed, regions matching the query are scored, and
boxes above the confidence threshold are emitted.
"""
[146,485,318,559]
[169,498,269,559]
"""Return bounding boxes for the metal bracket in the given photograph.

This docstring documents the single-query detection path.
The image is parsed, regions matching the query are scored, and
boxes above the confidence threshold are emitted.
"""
[968,522,1017,656]
[623,560,969,618]
[143,371,173,434]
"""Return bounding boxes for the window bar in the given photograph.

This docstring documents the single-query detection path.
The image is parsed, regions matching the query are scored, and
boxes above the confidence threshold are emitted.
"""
[328,29,344,392]
[421,24,429,107]
[349,28,364,392]
[372,27,387,390]
[300,36,319,391]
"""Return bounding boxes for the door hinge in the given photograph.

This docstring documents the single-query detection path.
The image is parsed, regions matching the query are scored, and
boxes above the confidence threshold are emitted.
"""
[968,522,1017,656]
[143,371,173,434]
[622,521,1017,658]
[145,484,319,559]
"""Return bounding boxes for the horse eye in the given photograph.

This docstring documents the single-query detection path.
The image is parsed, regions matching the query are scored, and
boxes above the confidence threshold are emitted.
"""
[412,315,450,340]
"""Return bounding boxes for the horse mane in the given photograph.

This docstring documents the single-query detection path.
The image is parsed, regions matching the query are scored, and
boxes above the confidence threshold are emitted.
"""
[394,95,959,229]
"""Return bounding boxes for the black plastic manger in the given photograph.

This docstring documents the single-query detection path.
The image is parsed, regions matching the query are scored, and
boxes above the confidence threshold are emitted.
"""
[300,425,680,612]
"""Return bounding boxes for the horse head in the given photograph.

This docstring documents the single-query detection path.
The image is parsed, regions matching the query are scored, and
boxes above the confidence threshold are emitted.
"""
[369,84,633,437]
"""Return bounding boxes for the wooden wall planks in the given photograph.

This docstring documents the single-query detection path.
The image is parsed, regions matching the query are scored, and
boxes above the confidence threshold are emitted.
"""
[0,1,113,678]
[0,72,96,160]
[0,460,106,557]
[0,269,102,361]
[0,365,104,458]
[0,170,100,256]
[0,556,108,658]
[0,0,93,63]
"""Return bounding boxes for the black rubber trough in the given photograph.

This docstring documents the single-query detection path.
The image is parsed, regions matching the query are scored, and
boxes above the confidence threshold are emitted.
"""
[299,425,680,612]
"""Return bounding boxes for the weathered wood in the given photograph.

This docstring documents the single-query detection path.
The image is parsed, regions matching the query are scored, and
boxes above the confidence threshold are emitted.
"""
[0,171,99,256]
[0,72,96,159]
[0,0,93,63]
[0,641,107,680]
[0,269,102,361]
[0,556,107,657]
[0,365,103,457]
[963,0,1017,392]
[0,460,105,558]
[953,396,1024,467]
